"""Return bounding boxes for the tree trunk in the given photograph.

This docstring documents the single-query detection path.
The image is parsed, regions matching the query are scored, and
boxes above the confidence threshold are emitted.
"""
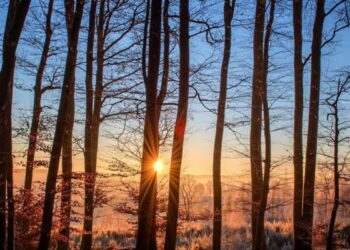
[7,60,15,250]
[80,1,97,249]
[301,0,325,249]
[250,0,266,249]
[24,0,54,194]
[292,0,304,248]
[22,0,54,238]
[136,0,162,249]
[57,81,74,249]
[212,1,235,249]
[326,92,340,250]
[38,1,85,248]
[254,1,275,249]
[164,0,190,249]
[0,0,31,247]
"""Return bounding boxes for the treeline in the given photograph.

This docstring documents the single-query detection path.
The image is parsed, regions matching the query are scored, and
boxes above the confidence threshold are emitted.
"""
[0,0,349,250]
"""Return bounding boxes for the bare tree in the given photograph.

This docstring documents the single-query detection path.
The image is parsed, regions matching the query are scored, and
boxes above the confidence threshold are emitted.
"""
[292,0,304,248]
[38,0,85,248]
[80,0,97,249]
[164,0,190,249]
[212,1,236,249]
[0,0,31,248]
[324,74,350,250]
[250,0,266,249]
[254,1,276,249]
[24,0,55,196]
[136,0,162,249]
[300,1,326,248]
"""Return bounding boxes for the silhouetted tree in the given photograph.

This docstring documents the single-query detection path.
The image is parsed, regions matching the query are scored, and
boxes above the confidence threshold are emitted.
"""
[250,0,266,249]
[38,0,85,248]
[164,0,190,249]
[324,74,350,250]
[212,0,236,249]
[0,0,31,248]
[136,0,162,249]
[255,1,275,249]
[292,0,304,248]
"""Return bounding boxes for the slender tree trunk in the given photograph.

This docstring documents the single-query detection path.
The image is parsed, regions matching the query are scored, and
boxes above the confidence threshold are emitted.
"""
[164,0,190,249]
[254,1,275,249]
[7,60,15,250]
[250,0,266,249]
[0,0,31,247]
[212,1,235,249]
[326,97,340,250]
[136,0,162,249]
[80,0,96,249]
[301,0,325,249]
[22,0,54,239]
[156,0,170,123]
[81,1,105,248]
[24,0,54,194]
[38,1,85,248]
[57,82,74,249]
[292,0,304,248]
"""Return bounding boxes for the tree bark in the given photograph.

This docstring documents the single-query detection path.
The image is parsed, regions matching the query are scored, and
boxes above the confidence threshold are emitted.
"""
[292,0,304,248]
[301,0,325,249]
[212,1,235,249]
[0,0,31,248]
[250,0,266,249]
[37,1,85,248]
[254,1,275,249]
[80,0,97,249]
[164,0,190,249]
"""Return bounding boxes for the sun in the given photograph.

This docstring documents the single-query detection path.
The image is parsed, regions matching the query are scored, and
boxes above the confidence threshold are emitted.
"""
[153,160,163,172]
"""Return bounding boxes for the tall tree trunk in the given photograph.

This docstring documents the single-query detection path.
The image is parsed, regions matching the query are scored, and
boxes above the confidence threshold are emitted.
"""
[164,0,190,249]
[250,0,266,249]
[81,1,104,248]
[0,0,31,247]
[22,0,54,238]
[38,1,85,248]
[301,0,325,249]
[292,0,304,248]
[24,0,54,194]
[212,1,235,249]
[80,1,97,249]
[136,0,162,249]
[57,83,74,249]
[254,1,275,249]
[7,60,15,250]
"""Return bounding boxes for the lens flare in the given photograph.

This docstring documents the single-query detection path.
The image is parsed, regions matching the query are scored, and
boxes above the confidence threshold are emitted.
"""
[153,160,163,172]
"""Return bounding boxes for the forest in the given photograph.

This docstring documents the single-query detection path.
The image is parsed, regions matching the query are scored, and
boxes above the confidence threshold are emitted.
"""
[0,0,350,249]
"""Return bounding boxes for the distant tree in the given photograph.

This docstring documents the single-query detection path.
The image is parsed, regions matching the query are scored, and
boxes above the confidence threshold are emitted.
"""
[0,0,31,248]
[323,74,350,250]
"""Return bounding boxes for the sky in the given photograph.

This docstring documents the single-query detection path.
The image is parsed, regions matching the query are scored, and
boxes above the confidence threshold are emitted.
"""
[1,0,350,180]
